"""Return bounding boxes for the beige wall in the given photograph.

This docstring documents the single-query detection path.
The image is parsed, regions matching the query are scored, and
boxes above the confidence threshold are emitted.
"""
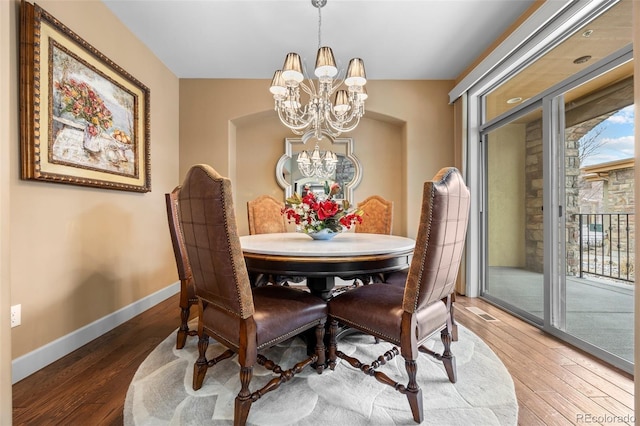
[1,0,13,421]
[233,113,405,236]
[179,79,455,238]
[2,0,456,417]
[5,0,180,374]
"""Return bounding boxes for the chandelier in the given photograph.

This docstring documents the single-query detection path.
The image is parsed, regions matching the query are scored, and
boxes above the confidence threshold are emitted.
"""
[269,0,368,142]
[296,140,338,179]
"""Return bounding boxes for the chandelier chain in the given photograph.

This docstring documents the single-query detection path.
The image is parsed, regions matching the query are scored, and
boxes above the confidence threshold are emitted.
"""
[317,3,322,50]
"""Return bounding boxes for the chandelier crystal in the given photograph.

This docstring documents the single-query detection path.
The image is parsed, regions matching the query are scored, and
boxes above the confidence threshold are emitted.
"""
[269,0,368,141]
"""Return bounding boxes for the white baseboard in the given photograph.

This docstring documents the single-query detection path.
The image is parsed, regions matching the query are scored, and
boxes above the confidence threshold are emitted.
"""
[12,282,180,384]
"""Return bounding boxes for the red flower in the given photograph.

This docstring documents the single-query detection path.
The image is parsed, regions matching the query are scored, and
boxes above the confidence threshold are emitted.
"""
[317,200,339,220]
[340,213,363,229]
[281,182,364,234]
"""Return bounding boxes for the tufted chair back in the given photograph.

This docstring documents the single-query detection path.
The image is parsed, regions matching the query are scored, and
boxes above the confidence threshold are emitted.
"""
[355,195,393,235]
[247,195,287,235]
[327,167,470,424]
[178,164,254,320]
[402,167,470,314]
[177,165,327,426]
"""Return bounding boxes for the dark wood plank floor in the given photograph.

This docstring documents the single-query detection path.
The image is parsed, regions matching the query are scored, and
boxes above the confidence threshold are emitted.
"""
[12,294,634,425]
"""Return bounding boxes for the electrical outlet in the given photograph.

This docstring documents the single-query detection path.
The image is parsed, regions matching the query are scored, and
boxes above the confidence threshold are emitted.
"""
[11,304,21,328]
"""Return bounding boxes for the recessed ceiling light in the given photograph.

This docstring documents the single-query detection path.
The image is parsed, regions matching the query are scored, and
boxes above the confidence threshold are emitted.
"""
[573,55,592,64]
[582,29,594,38]
[506,97,523,104]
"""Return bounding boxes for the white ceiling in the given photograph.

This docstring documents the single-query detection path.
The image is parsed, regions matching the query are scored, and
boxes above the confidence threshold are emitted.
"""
[102,0,536,80]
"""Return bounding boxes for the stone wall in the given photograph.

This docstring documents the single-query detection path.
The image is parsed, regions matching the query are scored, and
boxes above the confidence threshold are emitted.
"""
[525,119,544,273]
[524,115,617,276]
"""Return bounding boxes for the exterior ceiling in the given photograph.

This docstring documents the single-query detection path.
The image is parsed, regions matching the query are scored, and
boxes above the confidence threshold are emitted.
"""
[486,0,633,121]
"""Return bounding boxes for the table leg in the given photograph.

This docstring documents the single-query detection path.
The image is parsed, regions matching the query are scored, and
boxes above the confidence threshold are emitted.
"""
[301,276,334,360]
[306,276,335,301]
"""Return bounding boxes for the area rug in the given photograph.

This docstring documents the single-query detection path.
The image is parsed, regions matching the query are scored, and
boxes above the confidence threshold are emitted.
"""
[124,324,517,425]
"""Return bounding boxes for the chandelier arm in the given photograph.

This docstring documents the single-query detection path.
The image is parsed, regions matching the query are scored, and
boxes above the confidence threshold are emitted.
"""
[324,105,353,125]
[324,110,362,134]
[299,80,316,97]
[326,77,344,96]
[276,108,314,132]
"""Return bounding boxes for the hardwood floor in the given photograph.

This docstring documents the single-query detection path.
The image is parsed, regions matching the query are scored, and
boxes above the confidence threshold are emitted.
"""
[12,294,634,425]
[454,296,634,425]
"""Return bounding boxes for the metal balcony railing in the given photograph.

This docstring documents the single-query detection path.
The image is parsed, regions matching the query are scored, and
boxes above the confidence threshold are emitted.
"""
[578,213,634,283]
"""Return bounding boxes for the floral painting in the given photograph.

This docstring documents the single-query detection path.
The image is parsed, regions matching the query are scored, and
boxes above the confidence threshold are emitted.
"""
[51,44,137,177]
[20,2,150,192]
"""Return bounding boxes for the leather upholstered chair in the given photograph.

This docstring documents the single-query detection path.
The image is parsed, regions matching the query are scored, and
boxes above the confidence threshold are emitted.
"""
[327,167,470,424]
[355,195,393,235]
[165,186,198,349]
[247,194,287,235]
[178,164,327,426]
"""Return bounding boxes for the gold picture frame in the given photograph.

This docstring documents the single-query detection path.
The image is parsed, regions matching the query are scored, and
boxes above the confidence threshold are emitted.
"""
[20,2,151,192]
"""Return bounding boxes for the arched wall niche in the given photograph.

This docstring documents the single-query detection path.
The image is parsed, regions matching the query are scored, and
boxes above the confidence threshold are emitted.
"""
[232,109,406,236]
[178,79,456,240]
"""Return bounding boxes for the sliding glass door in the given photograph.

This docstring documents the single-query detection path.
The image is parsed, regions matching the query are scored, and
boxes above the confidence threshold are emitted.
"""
[559,72,635,364]
[477,0,633,372]
[483,106,545,324]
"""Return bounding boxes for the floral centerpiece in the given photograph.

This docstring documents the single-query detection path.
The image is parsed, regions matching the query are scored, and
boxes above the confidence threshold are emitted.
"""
[282,182,364,240]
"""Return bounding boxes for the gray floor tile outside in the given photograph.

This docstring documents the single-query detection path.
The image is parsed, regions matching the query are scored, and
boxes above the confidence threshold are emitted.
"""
[486,266,634,363]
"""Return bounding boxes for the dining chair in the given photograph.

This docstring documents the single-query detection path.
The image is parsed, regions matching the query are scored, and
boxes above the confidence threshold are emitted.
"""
[247,194,304,287]
[165,186,198,349]
[247,194,287,235]
[178,164,327,426]
[339,195,393,286]
[384,268,462,342]
[327,167,470,424]
[355,195,393,235]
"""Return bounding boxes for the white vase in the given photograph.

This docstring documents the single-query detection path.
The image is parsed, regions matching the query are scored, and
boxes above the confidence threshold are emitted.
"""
[306,228,339,240]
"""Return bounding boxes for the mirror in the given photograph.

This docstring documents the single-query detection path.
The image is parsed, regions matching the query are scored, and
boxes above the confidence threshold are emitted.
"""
[276,132,362,203]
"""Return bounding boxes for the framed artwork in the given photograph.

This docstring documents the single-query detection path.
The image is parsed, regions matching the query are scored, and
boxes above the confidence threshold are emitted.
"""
[20,2,151,192]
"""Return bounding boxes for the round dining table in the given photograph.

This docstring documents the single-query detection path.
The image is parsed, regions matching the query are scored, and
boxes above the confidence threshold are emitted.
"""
[239,232,415,300]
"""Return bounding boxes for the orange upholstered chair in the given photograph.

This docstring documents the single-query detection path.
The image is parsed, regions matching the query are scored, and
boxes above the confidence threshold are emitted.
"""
[247,195,287,235]
[356,195,393,235]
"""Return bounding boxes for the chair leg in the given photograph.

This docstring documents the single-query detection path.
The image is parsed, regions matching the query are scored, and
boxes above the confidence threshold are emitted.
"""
[440,329,457,383]
[328,319,338,371]
[176,306,190,349]
[315,322,326,373]
[192,334,209,390]
[404,359,424,423]
[450,294,459,342]
[234,366,254,426]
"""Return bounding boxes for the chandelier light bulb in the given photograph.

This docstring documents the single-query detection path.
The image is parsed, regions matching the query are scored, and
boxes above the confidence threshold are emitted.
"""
[314,46,338,78]
[281,53,304,84]
[269,70,286,96]
[334,90,350,114]
[345,58,367,87]
[358,86,368,101]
